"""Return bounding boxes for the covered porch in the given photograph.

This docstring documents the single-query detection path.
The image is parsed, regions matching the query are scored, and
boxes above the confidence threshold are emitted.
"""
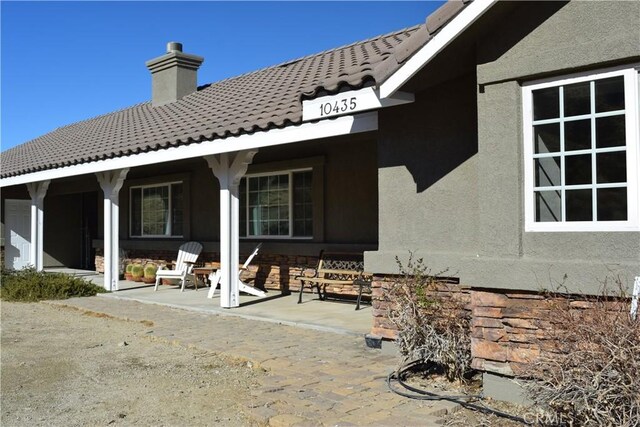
[46,267,372,335]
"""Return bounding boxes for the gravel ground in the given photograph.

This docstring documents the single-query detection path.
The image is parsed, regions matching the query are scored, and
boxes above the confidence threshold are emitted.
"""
[1,302,260,427]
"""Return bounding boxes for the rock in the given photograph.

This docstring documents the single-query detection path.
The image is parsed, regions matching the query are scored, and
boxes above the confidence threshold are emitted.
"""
[118,341,128,347]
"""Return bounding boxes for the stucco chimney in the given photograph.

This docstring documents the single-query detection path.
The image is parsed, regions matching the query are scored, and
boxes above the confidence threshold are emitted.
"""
[145,42,204,107]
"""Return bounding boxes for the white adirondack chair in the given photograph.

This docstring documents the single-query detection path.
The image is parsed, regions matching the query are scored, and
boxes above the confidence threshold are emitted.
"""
[154,241,203,292]
[207,243,266,298]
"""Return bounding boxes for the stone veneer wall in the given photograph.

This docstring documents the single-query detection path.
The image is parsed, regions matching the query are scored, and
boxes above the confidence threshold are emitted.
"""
[95,249,367,297]
[371,276,471,339]
[371,274,630,379]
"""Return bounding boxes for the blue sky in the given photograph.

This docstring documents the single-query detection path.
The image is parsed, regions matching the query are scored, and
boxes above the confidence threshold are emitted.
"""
[1,1,443,152]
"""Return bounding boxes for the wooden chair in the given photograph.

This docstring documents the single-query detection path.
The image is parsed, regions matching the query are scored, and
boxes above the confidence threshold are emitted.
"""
[207,243,266,298]
[154,241,203,292]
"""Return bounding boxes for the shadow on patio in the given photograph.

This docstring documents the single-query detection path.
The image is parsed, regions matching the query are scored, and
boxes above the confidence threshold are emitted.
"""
[46,268,372,336]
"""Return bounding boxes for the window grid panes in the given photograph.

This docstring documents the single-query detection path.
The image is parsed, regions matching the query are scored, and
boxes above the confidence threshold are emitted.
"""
[240,170,312,238]
[531,75,628,223]
[130,182,183,237]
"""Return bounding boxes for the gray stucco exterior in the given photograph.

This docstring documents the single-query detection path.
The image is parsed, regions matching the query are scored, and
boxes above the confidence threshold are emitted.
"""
[366,1,640,294]
[2,1,638,295]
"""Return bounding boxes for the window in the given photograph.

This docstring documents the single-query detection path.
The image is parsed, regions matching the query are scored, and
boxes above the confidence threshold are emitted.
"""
[130,182,184,237]
[239,169,313,238]
[523,66,639,231]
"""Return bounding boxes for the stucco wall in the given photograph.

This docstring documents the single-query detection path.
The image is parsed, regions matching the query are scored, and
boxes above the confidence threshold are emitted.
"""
[477,1,640,86]
[367,1,640,294]
[377,72,479,255]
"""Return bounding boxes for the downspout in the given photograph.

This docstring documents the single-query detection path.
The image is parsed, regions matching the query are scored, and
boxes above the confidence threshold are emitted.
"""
[631,276,640,320]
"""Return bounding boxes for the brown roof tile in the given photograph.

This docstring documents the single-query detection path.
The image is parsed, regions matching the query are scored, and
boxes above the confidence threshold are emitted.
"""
[1,1,468,179]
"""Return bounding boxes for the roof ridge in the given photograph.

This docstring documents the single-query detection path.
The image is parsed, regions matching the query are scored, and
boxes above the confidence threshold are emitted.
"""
[205,23,423,87]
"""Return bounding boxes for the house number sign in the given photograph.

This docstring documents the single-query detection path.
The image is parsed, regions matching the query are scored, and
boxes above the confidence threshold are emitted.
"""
[319,97,358,117]
[302,86,414,122]
[302,87,381,121]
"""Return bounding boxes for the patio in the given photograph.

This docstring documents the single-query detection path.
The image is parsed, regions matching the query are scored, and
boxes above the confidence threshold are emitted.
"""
[46,268,373,336]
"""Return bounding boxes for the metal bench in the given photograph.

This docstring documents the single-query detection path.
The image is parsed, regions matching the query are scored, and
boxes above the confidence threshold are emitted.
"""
[296,251,372,310]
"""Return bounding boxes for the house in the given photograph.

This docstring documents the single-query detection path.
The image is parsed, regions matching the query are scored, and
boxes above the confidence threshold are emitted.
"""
[2,0,639,400]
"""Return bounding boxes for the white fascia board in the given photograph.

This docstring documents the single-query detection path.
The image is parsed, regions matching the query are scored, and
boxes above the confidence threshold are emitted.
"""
[0,111,378,188]
[302,87,414,122]
[379,0,496,99]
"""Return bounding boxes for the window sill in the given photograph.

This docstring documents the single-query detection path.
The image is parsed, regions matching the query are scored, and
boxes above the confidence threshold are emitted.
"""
[129,236,185,239]
[525,221,640,232]
[240,236,314,240]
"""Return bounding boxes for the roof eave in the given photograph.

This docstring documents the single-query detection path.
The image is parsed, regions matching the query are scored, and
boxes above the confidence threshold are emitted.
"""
[379,0,497,99]
[0,112,378,188]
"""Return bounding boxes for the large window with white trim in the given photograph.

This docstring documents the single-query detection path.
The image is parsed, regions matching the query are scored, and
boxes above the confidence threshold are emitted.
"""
[239,169,313,238]
[523,66,639,231]
[130,182,184,237]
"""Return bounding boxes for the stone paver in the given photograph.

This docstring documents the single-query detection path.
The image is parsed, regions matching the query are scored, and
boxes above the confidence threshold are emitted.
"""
[47,297,457,426]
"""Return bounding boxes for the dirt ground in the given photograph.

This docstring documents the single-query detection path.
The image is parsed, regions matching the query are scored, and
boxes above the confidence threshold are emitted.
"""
[1,302,260,426]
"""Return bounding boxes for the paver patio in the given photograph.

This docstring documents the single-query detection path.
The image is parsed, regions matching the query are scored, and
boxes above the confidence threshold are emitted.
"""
[47,296,458,426]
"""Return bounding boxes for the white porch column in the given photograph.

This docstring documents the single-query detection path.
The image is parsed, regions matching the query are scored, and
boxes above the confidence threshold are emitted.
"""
[26,180,50,271]
[205,150,257,308]
[96,169,129,291]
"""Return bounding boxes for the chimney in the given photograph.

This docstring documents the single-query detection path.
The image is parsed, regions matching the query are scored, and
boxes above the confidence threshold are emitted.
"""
[145,42,204,107]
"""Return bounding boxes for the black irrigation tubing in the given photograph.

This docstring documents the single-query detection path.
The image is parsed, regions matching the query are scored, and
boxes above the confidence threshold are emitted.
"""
[386,359,529,424]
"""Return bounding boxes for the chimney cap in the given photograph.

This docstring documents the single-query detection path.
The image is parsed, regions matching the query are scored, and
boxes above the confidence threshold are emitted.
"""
[167,42,183,53]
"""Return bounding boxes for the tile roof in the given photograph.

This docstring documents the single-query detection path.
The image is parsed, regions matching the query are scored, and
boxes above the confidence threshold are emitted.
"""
[1,1,467,179]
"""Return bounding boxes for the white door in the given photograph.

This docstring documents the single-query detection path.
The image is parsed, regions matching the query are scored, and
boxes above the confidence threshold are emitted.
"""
[4,199,31,270]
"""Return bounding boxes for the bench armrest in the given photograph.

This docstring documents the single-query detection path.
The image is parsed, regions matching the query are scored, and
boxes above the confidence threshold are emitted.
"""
[295,268,319,280]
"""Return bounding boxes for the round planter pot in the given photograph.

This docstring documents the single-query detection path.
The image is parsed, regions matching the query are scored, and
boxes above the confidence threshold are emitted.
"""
[132,276,144,282]
[142,277,155,284]
[124,273,133,281]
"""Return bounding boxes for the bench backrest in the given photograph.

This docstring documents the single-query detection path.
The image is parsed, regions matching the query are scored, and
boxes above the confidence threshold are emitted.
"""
[317,251,364,280]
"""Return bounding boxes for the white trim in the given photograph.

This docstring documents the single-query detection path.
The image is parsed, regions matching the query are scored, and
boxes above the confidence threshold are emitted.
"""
[3,199,31,270]
[26,180,50,271]
[302,87,414,121]
[129,181,184,238]
[96,169,128,291]
[521,63,640,88]
[241,169,313,239]
[0,112,378,188]
[243,167,312,178]
[205,150,257,308]
[523,66,640,232]
[379,0,496,99]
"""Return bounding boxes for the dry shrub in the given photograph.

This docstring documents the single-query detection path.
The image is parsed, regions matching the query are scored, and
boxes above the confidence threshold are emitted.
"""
[525,282,640,426]
[386,254,471,381]
[0,267,106,302]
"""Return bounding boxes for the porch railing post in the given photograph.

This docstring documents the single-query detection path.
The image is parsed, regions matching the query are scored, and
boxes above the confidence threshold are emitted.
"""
[26,180,50,271]
[219,154,233,307]
[205,150,257,308]
[96,169,129,291]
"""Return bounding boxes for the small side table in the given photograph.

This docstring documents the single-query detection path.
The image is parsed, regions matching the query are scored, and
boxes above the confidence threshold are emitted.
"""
[193,267,217,291]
